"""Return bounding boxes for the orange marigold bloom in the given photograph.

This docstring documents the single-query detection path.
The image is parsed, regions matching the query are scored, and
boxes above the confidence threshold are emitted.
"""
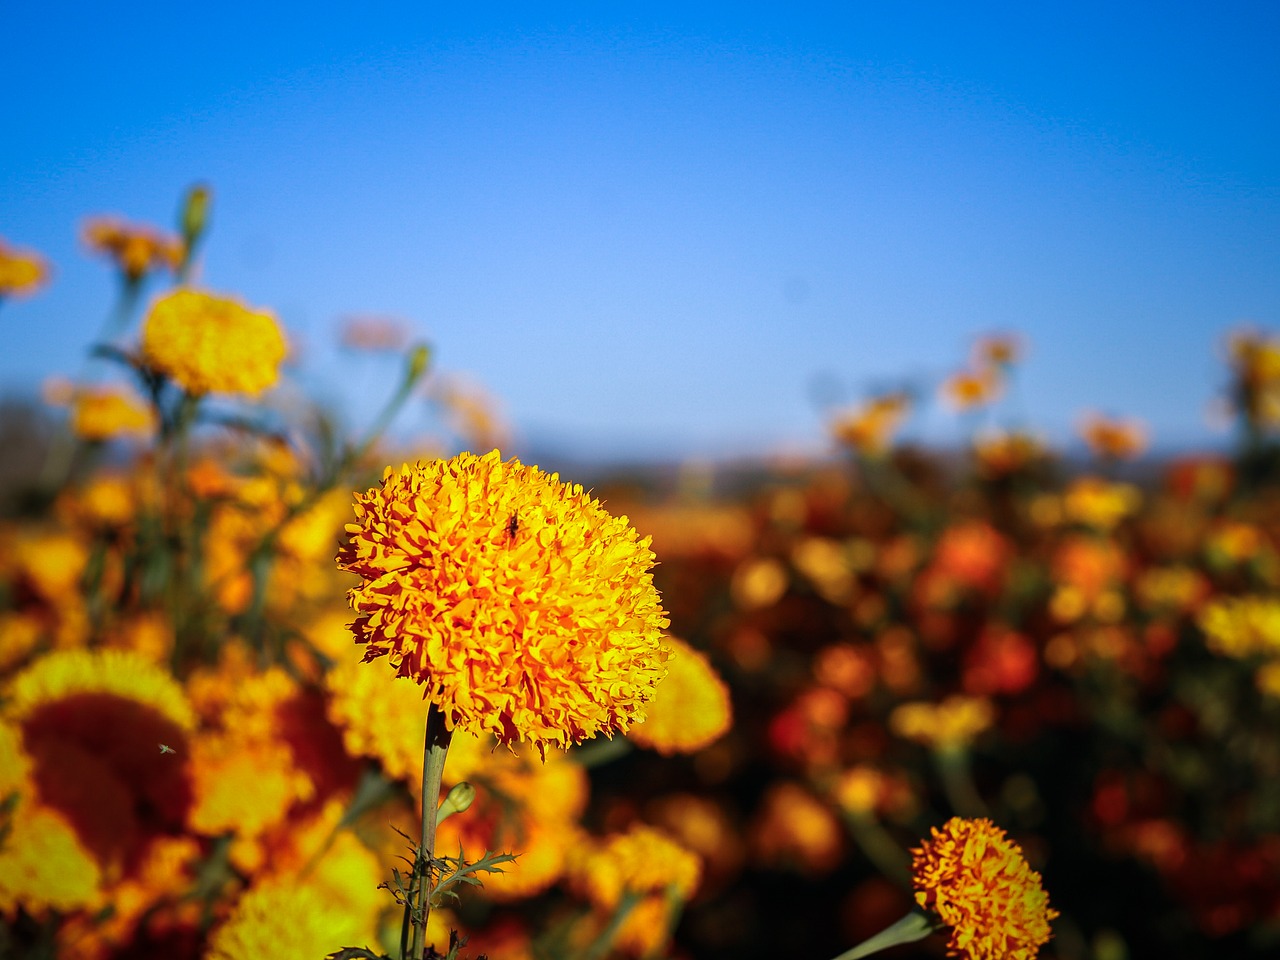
[831,392,911,457]
[82,217,182,283]
[941,368,1001,411]
[628,636,732,755]
[912,817,1058,960]
[70,385,155,441]
[141,289,287,396]
[1078,412,1148,460]
[0,238,50,298]
[338,450,670,755]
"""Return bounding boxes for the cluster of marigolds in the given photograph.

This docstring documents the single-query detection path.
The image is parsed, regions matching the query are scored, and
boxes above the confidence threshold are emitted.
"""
[0,191,1276,960]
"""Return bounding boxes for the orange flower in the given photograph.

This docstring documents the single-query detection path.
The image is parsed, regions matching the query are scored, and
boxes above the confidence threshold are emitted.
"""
[1078,412,1148,460]
[82,217,182,283]
[70,385,155,441]
[831,393,911,456]
[912,817,1057,960]
[338,450,670,756]
[941,368,1001,412]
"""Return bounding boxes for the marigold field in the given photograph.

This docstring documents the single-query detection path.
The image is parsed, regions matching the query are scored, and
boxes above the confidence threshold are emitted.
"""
[3,191,1280,960]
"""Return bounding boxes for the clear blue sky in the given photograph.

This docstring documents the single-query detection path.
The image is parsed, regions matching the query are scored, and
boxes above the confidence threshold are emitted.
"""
[3,2,1278,460]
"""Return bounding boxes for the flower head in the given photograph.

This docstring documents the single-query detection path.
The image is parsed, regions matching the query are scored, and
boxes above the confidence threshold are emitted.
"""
[338,450,669,755]
[70,385,156,441]
[82,217,182,283]
[831,393,910,457]
[912,817,1058,960]
[628,635,732,756]
[0,238,50,298]
[141,289,287,396]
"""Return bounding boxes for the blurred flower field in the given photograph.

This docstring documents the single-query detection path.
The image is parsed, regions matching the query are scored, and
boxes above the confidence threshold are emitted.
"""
[2,189,1280,960]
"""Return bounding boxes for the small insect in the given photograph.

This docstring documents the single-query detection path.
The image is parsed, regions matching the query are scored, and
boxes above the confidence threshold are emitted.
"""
[158,743,177,755]
[504,511,520,543]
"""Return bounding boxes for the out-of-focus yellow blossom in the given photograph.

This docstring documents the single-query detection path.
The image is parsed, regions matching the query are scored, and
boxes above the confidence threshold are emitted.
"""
[1227,327,1280,428]
[1207,521,1265,565]
[1198,596,1280,659]
[0,720,103,917]
[629,636,732,755]
[11,530,89,605]
[0,238,50,298]
[69,385,156,441]
[338,450,670,756]
[751,781,844,875]
[1062,476,1141,530]
[731,556,788,609]
[141,289,287,396]
[82,217,182,283]
[942,368,1002,411]
[1255,661,1280,699]
[1136,566,1209,614]
[0,614,42,674]
[325,652,428,785]
[647,794,745,889]
[1078,412,1148,460]
[68,473,136,529]
[972,333,1022,369]
[831,392,911,457]
[627,502,755,561]
[792,537,855,602]
[205,882,376,960]
[891,695,995,752]
[912,817,1058,960]
[972,429,1045,478]
[831,765,914,820]
[569,825,702,956]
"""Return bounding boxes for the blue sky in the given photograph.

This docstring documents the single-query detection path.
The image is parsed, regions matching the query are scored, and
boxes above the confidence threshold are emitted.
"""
[3,2,1278,460]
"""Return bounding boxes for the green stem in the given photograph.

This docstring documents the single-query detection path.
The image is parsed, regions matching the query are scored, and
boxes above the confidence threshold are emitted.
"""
[829,909,938,960]
[934,748,988,818]
[843,812,912,888]
[409,702,452,960]
[582,890,641,960]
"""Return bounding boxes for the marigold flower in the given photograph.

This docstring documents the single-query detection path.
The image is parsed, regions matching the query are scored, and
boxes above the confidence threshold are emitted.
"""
[205,883,375,960]
[911,817,1058,960]
[941,368,1001,411]
[1062,477,1140,530]
[1198,595,1280,659]
[628,636,732,755]
[337,450,670,755]
[751,781,844,874]
[69,385,156,441]
[0,238,50,298]
[1078,412,1148,460]
[141,289,287,396]
[82,216,182,283]
[831,393,911,456]
[971,429,1045,478]
[972,333,1022,369]
[891,695,995,752]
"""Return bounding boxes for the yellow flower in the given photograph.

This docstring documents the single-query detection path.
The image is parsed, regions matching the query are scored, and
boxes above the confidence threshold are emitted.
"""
[941,368,1001,411]
[628,636,732,755]
[890,695,995,752]
[205,883,374,960]
[70,385,155,441]
[1062,476,1141,531]
[912,817,1058,960]
[1198,595,1280,659]
[831,393,910,456]
[568,825,702,957]
[141,289,287,396]
[0,238,50,298]
[82,216,182,283]
[337,450,670,755]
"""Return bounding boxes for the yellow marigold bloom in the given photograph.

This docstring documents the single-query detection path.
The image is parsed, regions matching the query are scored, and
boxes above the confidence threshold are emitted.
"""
[730,556,788,609]
[1062,476,1141,531]
[942,368,1001,412]
[337,450,670,754]
[141,289,287,396]
[69,385,155,441]
[891,695,995,752]
[1198,595,1280,659]
[751,781,844,875]
[5,648,195,733]
[912,817,1058,960]
[831,392,911,457]
[0,238,50,298]
[629,636,732,755]
[972,429,1045,478]
[205,883,374,960]
[11,529,90,605]
[82,216,182,283]
[0,804,103,917]
[1078,412,1148,460]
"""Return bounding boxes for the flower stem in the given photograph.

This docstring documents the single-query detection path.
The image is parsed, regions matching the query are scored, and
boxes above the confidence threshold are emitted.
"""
[828,908,937,960]
[410,702,452,960]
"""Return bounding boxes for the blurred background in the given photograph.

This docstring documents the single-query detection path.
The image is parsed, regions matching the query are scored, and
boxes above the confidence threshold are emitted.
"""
[4,1,1279,462]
